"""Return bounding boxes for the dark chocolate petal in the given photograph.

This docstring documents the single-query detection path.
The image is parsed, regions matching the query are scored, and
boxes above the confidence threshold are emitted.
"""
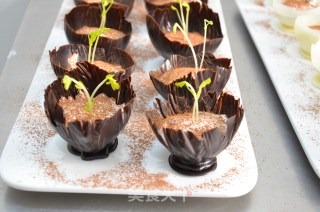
[65,5,132,52]
[144,0,208,15]
[146,2,223,59]
[49,44,135,78]
[44,65,135,157]
[149,52,232,103]
[145,91,244,175]
[74,0,134,16]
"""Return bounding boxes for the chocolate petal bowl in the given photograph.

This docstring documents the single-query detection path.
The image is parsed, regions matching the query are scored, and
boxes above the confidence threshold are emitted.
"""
[74,0,135,17]
[65,4,132,52]
[146,2,223,59]
[144,0,208,15]
[49,44,135,78]
[149,52,231,104]
[146,92,244,175]
[44,63,135,160]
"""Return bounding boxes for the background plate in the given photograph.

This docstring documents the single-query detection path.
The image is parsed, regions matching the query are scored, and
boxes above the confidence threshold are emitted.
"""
[236,0,320,178]
[0,0,257,197]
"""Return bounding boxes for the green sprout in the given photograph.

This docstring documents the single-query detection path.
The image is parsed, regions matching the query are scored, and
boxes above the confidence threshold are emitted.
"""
[171,4,214,123]
[87,0,114,63]
[173,23,198,73]
[199,19,213,69]
[62,74,120,113]
[88,27,110,63]
[171,0,190,34]
[172,1,214,74]
[175,78,211,123]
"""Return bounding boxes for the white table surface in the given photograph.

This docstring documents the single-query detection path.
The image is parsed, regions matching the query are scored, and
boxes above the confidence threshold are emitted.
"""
[0,0,319,211]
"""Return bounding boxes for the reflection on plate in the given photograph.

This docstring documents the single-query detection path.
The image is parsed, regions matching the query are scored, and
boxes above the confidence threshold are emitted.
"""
[237,0,320,177]
[0,0,258,197]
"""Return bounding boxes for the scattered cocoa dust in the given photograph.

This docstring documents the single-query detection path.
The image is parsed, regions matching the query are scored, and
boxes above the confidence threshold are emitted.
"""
[17,101,55,146]
[295,72,306,83]
[275,47,287,55]
[254,20,295,42]
[255,0,265,7]
[43,161,68,183]
[16,101,55,165]
[126,0,159,71]
[300,92,320,115]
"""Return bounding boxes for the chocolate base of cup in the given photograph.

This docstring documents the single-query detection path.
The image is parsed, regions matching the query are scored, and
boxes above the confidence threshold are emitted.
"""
[168,155,217,176]
[67,138,118,161]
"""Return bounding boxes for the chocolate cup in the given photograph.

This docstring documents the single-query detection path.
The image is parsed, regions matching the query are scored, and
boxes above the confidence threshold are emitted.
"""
[146,92,244,175]
[149,52,231,105]
[74,0,135,17]
[65,4,132,52]
[146,2,223,59]
[44,64,135,160]
[169,155,217,175]
[49,44,135,78]
[144,0,208,15]
[67,138,118,160]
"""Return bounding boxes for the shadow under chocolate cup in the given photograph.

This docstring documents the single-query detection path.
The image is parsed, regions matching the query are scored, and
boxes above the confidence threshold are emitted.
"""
[146,92,244,175]
[65,4,132,52]
[149,52,231,105]
[74,0,135,17]
[144,0,208,15]
[44,64,135,161]
[146,1,223,59]
[49,44,135,78]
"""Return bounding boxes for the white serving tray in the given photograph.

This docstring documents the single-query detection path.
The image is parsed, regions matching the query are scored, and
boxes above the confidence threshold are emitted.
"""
[0,0,257,197]
[236,0,320,178]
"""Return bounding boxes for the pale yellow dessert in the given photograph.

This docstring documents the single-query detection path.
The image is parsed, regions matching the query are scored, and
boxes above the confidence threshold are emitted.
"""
[294,13,320,58]
[273,0,320,31]
[311,40,320,88]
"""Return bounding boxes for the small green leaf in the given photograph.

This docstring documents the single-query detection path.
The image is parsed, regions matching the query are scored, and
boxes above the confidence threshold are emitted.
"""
[197,77,211,99]
[182,2,189,9]
[171,5,178,11]
[75,81,84,90]
[204,19,213,29]
[205,19,213,25]
[175,81,196,97]
[175,81,186,88]
[62,75,72,90]
[88,30,100,46]
[173,23,180,33]
[105,74,120,91]
[101,0,109,7]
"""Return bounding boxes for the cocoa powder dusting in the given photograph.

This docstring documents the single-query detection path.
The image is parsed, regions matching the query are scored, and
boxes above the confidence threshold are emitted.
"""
[75,26,126,40]
[59,92,123,124]
[165,31,207,46]
[282,0,317,10]
[309,25,320,30]
[295,72,306,83]
[43,161,68,182]
[300,92,320,115]
[151,0,193,6]
[17,101,55,151]
[255,0,265,6]
[159,113,228,138]
[254,20,295,42]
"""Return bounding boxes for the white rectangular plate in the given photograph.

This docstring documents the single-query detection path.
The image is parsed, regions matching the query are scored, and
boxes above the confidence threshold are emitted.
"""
[236,0,320,177]
[0,0,257,197]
